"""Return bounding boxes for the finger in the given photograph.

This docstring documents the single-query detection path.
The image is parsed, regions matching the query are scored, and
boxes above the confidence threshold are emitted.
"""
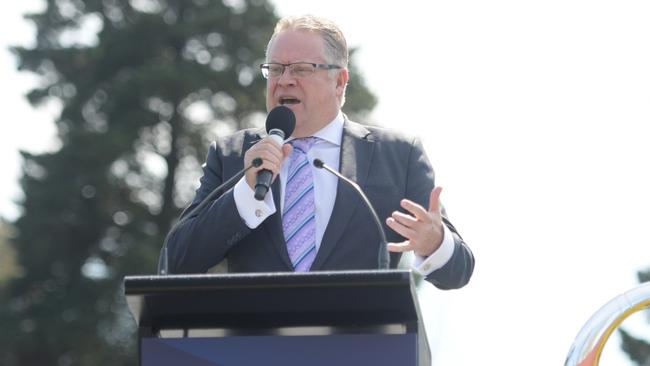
[429,186,442,213]
[387,241,413,252]
[386,217,417,239]
[251,143,284,167]
[246,140,282,163]
[263,135,284,148]
[390,211,419,228]
[259,140,285,160]
[400,199,430,222]
[255,151,282,169]
[247,156,281,179]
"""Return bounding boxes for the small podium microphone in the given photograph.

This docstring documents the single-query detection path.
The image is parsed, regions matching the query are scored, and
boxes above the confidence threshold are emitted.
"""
[313,158,389,269]
[254,106,296,200]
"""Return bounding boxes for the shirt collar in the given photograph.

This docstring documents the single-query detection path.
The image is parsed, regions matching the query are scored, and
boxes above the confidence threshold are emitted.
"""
[310,111,344,146]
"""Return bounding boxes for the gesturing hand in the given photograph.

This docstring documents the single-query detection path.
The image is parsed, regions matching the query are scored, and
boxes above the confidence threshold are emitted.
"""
[386,187,444,257]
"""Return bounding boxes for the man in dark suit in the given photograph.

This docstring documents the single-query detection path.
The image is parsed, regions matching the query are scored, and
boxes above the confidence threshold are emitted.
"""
[163,15,474,290]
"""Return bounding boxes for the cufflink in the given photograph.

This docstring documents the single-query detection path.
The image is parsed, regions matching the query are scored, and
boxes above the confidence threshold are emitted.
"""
[255,209,263,218]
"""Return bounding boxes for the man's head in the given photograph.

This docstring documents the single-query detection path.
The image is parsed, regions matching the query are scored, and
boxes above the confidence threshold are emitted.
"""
[263,15,349,137]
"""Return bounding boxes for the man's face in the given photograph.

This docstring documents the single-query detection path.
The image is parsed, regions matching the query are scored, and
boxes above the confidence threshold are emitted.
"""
[265,30,348,138]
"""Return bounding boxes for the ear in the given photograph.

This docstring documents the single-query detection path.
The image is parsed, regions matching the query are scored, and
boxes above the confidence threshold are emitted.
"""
[335,68,349,95]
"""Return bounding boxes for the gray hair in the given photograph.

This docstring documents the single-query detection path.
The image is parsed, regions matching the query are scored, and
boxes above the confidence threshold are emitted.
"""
[266,15,349,68]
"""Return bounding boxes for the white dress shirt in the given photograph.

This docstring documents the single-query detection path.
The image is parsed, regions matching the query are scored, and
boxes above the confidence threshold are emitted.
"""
[232,112,454,275]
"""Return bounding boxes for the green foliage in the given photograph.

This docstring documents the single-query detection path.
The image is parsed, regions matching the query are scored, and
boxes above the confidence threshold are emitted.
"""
[639,269,650,284]
[2,1,377,365]
[619,267,650,366]
[0,220,23,286]
[620,326,650,366]
[343,48,377,122]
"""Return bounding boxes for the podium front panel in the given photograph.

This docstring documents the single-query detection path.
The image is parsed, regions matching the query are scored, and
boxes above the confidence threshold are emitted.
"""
[125,270,429,366]
[142,333,416,366]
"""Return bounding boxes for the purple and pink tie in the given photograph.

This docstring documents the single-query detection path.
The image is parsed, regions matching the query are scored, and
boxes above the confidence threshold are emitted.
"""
[282,137,319,272]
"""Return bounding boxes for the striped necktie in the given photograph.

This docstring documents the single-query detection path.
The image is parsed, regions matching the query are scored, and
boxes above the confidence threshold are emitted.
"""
[282,137,319,272]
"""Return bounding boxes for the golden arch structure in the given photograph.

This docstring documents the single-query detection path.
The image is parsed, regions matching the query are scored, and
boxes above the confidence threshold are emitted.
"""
[565,282,650,366]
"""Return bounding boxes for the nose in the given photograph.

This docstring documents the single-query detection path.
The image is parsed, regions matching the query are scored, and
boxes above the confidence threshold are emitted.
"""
[276,67,297,86]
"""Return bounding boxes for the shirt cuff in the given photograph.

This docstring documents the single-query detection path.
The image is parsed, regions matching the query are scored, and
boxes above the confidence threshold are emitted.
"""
[411,224,455,276]
[233,177,276,228]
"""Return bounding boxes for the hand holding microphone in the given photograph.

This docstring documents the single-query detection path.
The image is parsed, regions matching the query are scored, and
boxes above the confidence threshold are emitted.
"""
[244,106,296,200]
[244,137,291,194]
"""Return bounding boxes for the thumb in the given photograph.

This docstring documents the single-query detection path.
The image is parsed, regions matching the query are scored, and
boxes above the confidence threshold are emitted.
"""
[282,143,293,159]
[429,186,442,213]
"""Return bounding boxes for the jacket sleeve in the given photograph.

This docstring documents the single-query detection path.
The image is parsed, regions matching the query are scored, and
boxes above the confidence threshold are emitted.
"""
[405,138,475,289]
[160,140,252,274]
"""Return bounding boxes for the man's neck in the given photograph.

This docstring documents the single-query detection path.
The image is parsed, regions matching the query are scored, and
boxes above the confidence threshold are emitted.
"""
[293,110,342,138]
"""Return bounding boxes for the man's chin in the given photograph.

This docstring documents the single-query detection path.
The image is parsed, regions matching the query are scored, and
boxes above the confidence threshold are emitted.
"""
[279,102,301,114]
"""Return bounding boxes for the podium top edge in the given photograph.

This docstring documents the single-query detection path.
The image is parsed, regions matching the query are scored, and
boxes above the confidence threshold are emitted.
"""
[124,269,414,295]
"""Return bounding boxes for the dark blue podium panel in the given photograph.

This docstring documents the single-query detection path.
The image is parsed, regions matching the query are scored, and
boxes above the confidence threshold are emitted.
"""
[142,333,416,366]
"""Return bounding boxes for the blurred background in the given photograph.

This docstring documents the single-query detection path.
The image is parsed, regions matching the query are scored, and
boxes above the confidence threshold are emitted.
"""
[1,0,649,365]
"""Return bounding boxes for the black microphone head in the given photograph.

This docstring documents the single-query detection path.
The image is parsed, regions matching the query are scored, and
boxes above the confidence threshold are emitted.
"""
[313,158,324,168]
[266,105,296,138]
[252,157,263,167]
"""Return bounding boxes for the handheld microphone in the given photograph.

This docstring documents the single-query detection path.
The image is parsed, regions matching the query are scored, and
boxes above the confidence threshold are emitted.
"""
[158,158,263,275]
[254,106,296,201]
[313,158,389,269]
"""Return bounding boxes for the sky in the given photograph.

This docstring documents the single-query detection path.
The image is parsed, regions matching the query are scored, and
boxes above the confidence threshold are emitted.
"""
[2,1,650,365]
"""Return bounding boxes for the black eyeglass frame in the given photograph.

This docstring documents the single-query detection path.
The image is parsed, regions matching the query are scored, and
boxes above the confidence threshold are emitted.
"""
[259,62,343,79]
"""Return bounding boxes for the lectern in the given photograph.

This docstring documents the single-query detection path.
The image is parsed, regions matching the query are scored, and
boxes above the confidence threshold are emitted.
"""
[124,270,430,366]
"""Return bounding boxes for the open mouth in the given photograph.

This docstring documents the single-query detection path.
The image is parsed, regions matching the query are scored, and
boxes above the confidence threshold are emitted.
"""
[279,96,301,105]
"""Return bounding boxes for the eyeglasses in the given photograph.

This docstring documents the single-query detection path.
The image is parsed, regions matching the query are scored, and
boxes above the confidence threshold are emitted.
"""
[260,62,342,79]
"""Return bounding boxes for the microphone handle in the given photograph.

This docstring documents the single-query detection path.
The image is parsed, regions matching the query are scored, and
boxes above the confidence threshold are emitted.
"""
[158,158,263,275]
[254,130,285,201]
[254,170,273,200]
[313,159,389,269]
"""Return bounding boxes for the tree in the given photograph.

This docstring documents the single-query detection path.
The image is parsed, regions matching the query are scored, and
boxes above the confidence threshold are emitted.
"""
[620,268,650,366]
[2,0,376,365]
[0,219,23,286]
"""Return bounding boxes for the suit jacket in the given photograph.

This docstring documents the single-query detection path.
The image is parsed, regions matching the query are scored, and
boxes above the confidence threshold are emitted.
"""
[164,119,474,289]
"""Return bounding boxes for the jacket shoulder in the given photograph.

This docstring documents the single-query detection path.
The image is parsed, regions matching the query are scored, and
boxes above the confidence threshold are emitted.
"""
[211,127,262,156]
[345,119,419,146]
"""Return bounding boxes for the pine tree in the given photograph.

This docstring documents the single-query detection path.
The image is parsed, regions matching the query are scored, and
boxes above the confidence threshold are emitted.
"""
[0,219,22,286]
[2,1,376,364]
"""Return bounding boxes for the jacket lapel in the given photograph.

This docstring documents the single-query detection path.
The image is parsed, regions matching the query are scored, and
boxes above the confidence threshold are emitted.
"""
[310,120,374,270]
